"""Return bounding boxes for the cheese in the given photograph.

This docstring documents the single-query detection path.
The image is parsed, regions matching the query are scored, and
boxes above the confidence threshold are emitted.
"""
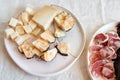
[15,34,31,45]
[42,48,57,61]
[54,23,65,37]
[9,18,18,27]
[32,48,43,57]
[25,4,35,15]
[32,27,41,36]
[21,12,29,24]
[29,20,37,30]
[40,30,55,43]
[32,38,50,52]
[23,25,32,33]
[15,26,25,35]
[10,31,19,40]
[5,28,14,38]
[32,6,61,30]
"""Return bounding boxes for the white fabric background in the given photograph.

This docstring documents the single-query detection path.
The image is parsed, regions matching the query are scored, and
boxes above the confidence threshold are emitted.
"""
[0,0,119,80]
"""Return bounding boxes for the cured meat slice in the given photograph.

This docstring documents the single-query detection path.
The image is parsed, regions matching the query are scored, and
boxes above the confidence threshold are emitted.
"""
[91,60,108,76]
[102,62,115,79]
[93,66,103,77]
[106,31,118,39]
[108,37,120,51]
[90,52,101,64]
[100,46,117,59]
[94,33,108,45]
[89,45,102,53]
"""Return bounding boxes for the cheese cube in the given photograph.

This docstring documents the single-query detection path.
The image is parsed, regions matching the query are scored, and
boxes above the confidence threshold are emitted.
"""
[32,38,50,52]
[15,26,25,35]
[5,28,14,38]
[15,34,31,45]
[32,28,41,36]
[32,6,61,30]
[32,48,43,57]
[40,30,55,43]
[25,4,35,15]
[10,31,19,40]
[23,25,32,33]
[9,18,18,27]
[29,20,37,30]
[21,12,29,24]
[17,20,23,26]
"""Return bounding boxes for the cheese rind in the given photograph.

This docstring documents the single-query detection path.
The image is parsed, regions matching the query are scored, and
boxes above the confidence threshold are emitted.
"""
[32,6,61,30]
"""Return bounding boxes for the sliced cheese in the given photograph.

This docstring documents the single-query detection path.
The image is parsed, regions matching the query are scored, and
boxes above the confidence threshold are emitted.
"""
[32,6,61,30]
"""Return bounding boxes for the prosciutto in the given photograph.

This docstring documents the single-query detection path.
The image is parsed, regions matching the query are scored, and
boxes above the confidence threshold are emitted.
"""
[89,31,120,79]
[108,38,120,51]
[94,33,108,45]
[100,46,116,59]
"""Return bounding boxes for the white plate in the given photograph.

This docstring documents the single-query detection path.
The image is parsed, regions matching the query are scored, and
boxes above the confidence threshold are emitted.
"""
[4,5,86,77]
[87,22,119,80]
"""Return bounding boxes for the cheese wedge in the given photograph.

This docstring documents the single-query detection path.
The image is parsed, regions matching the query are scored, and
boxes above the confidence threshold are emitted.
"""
[32,6,61,30]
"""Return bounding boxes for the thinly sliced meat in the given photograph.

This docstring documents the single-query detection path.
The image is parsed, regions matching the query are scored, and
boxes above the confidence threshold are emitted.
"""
[91,60,107,72]
[108,37,120,51]
[102,66,114,79]
[90,52,102,64]
[89,45,102,53]
[91,60,108,76]
[106,31,118,39]
[102,61,115,79]
[94,33,108,46]
[92,66,103,77]
[100,46,117,59]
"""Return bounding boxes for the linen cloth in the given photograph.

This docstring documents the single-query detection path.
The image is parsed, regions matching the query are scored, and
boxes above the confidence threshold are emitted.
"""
[0,0,119,80]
